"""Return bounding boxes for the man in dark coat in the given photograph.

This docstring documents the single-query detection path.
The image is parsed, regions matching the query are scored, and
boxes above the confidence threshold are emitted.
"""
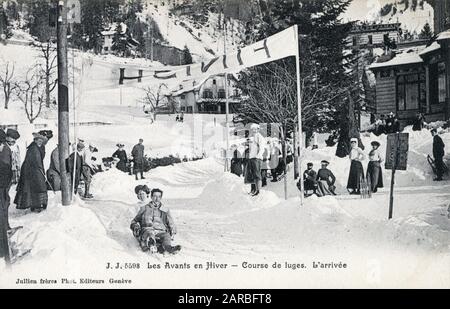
[300,162,317,197]
[67,143,84,194]
[132,139,145,180]
[0,130,12,260]
[432,129,446,181]
[14,133,48,212]
[0,130,13,231]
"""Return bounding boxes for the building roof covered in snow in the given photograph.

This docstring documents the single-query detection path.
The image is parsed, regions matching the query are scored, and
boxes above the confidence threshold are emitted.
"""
[419,41,441,56]
[101,23,127,36]
[369,48,425,70]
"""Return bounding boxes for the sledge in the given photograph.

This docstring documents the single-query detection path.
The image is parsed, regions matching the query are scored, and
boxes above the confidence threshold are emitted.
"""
[427,155,449,176]
[359,174,371,199]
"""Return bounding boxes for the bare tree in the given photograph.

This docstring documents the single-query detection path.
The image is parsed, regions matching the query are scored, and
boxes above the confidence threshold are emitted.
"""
[36,40,58,108]
[140,83,169,120]
[15,66,46,124]
[0,61,17,109]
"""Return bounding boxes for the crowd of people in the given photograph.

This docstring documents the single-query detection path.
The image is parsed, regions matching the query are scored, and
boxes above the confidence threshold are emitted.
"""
[369,112,401,136]
[229,124,294,197]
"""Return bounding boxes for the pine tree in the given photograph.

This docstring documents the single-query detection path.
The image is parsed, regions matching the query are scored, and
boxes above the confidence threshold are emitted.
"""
[419,22,433,40]
[112,22,129,56]
[182,45,193,64]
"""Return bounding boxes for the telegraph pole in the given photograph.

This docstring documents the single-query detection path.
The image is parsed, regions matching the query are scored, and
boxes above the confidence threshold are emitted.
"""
[57,0,72,205]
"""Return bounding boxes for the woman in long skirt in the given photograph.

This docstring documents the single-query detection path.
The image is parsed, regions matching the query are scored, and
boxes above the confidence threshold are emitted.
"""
[367,141,384,193]
[15,133,49,212]
[316,160,337,197]
[347,138,366,195]
[112,143,128,173]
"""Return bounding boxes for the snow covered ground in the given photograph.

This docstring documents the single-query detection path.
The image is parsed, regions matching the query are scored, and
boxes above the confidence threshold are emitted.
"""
[0,113,449,288]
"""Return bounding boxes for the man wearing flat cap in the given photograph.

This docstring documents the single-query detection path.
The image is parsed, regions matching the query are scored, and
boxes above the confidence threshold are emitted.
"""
[130,188,181,254]
[300,162,317,197]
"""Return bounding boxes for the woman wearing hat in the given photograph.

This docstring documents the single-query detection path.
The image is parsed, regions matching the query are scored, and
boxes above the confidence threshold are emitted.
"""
[230,144,243,177]
[14,133,49,212]
[316,160,337,197]
[347,138,366,195]
[112,143,128,173]
[367,141,384,193]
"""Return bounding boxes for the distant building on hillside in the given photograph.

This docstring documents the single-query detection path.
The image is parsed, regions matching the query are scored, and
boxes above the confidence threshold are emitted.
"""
[101,23,139,55]
[168,76,242,114]
[347,22,402,49]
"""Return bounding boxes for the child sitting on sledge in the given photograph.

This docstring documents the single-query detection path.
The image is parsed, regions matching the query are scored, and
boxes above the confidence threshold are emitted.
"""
[130,188,181,254]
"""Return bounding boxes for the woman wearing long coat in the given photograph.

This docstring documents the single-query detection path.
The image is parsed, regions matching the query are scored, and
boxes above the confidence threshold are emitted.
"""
[15,134,48,212]
[367,141,384,193]
[112,144,128,173]
[347,138,366,195]
[230,146,243,177]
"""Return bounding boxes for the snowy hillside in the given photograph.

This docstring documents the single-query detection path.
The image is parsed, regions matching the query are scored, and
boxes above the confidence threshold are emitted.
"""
[343,0,434,33]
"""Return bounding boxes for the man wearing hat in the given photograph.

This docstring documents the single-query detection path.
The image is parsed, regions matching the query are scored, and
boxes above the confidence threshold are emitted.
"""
[367,141,384,193]
[431,129,446,181]
[5,129,20,185]
[0,130,13,232]
[130,188,181,254]
[14,133,48,212]
[299,162,317,197]
[132,139,145,180]
[112,143,128,173]
[316,160,337,197]
[0,130,13,259]
[347,137,366,195]
[67,143,85,195]
[244,123,265,196]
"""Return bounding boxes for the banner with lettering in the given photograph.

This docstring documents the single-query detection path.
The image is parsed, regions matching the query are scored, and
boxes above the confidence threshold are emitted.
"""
[80,26,298,92]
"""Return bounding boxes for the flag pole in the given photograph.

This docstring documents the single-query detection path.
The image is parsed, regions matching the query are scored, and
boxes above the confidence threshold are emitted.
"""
[223,16,230,172]
[294,24,305,206]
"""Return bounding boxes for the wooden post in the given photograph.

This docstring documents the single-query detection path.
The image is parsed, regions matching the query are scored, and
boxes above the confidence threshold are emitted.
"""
[280,123,288,200]
[294,25,305,206]
[57,0,72,206]
[388,133,399,220]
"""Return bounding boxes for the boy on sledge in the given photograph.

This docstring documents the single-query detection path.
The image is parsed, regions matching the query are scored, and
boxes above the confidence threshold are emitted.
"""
[130,188,181,254]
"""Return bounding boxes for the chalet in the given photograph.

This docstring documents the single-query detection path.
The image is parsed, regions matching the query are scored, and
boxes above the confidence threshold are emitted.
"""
[101,23,139,55]
[369,31,450,126]
[347,22,402,49]
[168,75,242,114]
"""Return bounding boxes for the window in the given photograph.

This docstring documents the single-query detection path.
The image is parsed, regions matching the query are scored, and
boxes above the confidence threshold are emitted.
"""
[180,94,185,99]
[218,89,226,99]
[203,89,213,99]
[104,47,109,51]
[212,79,216,85]
[397,73,426,111]
[368,35,373,45]
[438,62,446,103]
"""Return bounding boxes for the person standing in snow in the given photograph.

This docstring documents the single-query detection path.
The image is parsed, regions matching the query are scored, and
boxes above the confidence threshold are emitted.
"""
[367,141,384,193]
[431,128,446,181]
[47,145,61,191]
[412,112,426,131]
[14,133,48,212]
[81,143,97,199]
[112,143,128,173]
[245,124,265,196]
[130,188,181,254]
[316,160,337,197]
[230,144,243,177]
[347,137,366,195]
[300,162,317,197]
[0,130,13,232]
[5,129,21,185]
[260,140,271,187]
[67,143,84,195]
[269,139,281,182]
[132,139,145,180]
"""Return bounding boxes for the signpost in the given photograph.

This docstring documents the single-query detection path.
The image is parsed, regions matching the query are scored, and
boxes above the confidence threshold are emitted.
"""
[385,133,409,219]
